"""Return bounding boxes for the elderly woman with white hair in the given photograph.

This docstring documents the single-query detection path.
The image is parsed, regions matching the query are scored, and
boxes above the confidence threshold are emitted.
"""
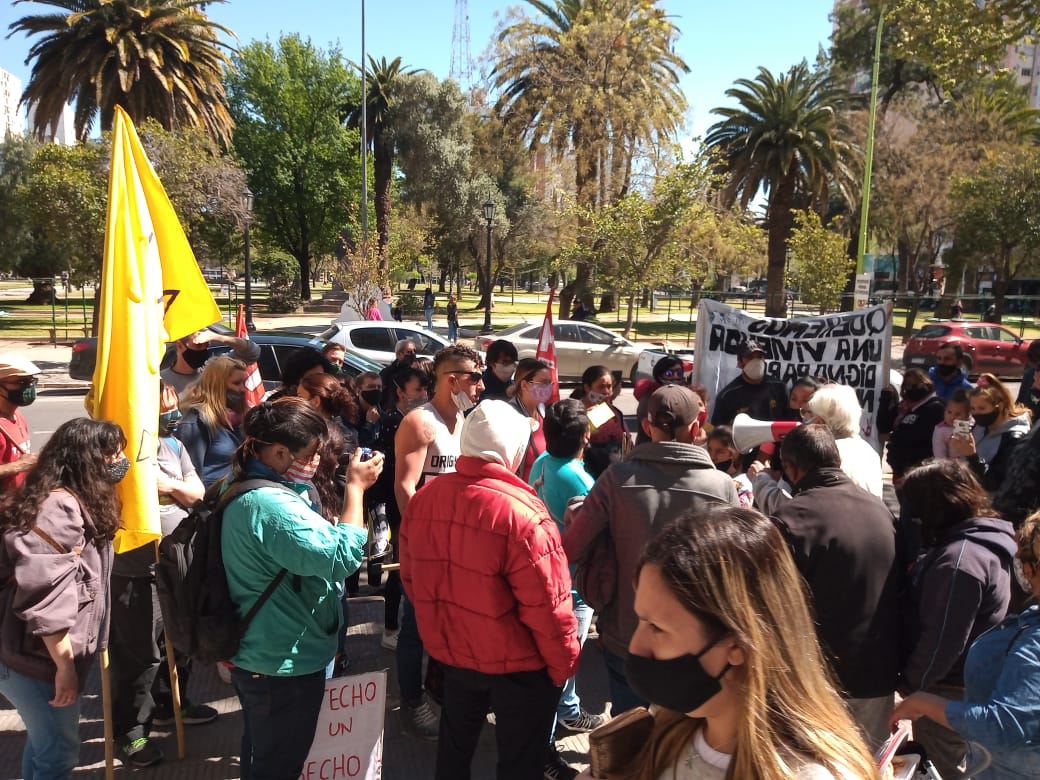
[803,384,884,498]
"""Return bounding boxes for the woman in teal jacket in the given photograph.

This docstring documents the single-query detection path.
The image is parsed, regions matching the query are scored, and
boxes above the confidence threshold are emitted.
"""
[221,398,383,780]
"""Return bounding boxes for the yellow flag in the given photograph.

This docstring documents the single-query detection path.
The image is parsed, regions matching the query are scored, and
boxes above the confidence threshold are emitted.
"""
[92,106,222,553]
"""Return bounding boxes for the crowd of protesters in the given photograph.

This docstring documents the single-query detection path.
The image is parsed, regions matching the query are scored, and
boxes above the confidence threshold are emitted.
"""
[1,330,1040,780]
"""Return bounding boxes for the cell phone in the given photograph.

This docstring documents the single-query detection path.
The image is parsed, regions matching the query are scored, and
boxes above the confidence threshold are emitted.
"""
[359,448,374,462]
[953,419,973,438]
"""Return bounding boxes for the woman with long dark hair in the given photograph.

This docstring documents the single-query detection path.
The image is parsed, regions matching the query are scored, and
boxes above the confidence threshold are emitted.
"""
[0,418,127,779]
[221,398,383,780]
[508,358,553,481]
[897,459,1016,777]
[573,365,629,480]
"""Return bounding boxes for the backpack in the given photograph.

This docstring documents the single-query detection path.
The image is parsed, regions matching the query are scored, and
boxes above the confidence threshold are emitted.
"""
[156,478,298,664]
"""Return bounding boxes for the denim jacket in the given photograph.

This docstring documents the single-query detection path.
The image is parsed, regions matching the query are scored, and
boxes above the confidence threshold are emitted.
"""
[946,605,1040,777]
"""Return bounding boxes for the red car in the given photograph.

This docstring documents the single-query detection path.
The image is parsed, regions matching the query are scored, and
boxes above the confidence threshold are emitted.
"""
[903,320,1030,378]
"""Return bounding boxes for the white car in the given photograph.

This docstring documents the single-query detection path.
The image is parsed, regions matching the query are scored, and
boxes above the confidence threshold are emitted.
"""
[320,321,450,365]
[634,347,696,383]
[476,319,646,383]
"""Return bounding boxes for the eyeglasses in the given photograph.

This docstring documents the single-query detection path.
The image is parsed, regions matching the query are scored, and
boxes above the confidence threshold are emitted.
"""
[450,370,483,383]
[660,368,684,380]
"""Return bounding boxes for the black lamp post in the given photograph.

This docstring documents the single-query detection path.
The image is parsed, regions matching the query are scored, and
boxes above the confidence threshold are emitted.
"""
[481,197,496,334]
[241,187,255,331]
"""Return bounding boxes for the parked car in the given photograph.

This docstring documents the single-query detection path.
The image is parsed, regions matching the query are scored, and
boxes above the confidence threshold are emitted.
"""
[319,321,451,365]
[902,320,1030,378]
[634,347,696,384]
[68,330,382,390]
[475,319,645,383]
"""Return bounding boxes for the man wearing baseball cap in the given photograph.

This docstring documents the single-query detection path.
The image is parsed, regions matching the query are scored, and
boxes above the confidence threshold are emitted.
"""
[564,384,739,714]
[711,338,790,426]
[0,354,41,492]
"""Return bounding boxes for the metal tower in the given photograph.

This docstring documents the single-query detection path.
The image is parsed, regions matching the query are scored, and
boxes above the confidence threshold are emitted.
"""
[450,0,473,86]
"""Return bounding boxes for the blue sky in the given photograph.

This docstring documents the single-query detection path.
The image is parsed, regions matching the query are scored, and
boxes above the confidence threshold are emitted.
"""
[2,0,836,140]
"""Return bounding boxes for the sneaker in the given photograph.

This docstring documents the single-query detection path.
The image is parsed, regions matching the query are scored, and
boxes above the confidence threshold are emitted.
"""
[120,737,164,768]
[543,745,577,780]
[381,629,399,650]
[153,701,219,726]
[558,708,608,734]
[404,696,439,741]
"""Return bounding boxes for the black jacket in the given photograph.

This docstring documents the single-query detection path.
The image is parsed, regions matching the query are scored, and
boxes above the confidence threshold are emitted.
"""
[994,424,1040,528]
[902,516,1015,691]
[772,468,901,698]
[711,374,789,426]
[886,395,945,478]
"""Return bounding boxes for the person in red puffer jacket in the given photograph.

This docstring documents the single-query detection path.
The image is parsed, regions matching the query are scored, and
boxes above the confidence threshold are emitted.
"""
[401,399,580,780]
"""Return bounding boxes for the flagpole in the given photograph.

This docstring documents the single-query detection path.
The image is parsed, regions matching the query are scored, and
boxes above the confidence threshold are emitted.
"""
[856,3,885,275]
[360,0,368,244]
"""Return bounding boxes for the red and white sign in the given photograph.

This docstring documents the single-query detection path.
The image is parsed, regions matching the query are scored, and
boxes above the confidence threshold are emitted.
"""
[235,304,264,408]
[535,290,560,403]
[298,670,386,780]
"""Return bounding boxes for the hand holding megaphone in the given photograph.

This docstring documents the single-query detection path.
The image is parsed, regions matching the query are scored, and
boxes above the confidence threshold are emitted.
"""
[731,413,801,454]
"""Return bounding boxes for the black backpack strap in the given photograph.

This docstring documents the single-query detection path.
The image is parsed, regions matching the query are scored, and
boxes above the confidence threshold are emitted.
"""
[240,567,289,628]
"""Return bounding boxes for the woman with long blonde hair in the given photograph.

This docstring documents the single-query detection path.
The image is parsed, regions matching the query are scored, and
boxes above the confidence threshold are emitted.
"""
[177,354,248,486]
[601,506,878,780]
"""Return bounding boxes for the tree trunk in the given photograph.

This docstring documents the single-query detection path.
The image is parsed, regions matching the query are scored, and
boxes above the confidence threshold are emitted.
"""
[373,134,393,271]
[26,279,56,305]
[764,175,796,317]
[623,292,637,338]
[298,252,312,301]
[598,291,616,313]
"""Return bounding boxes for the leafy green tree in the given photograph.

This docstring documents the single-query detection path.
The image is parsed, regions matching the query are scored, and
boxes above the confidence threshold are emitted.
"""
[0,135,38,278]
[346,56,422,267]
[226,34,362,301]
[493,0,690,318]
[705,62,855,316]
[786,209,853,313]
[9,0,235,146]
[949,147,1040,320]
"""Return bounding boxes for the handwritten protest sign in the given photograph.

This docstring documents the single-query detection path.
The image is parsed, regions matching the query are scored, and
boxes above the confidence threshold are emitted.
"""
[693,300,893,441]
[298,671,386,780]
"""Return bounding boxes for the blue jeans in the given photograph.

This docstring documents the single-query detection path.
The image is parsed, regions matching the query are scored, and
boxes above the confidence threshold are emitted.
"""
[231,667,327,780]
[397,596,425,704]
[0,661,82,780]
[602,648,648,717]
[448,321,458,343]
[425,308,434,329]
[553,602,593,738]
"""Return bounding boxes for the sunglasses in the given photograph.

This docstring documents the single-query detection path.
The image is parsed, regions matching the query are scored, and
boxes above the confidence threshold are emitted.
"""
[450,370,483,383]
[660,368,684,380]
[3,377,38,389]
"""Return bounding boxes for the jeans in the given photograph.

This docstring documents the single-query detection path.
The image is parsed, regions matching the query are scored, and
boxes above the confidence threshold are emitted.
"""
[601,648,648,717]
[0,661,82,780]
[551,602,593,739]
[448,321,458,343]
[436,665,561,780]
[231,667,327,780]
[397,596,425,704]
[425,308,434,329]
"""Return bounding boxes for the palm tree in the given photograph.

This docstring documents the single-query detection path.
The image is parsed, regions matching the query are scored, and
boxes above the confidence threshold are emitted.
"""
[494,0,689,318]
[346,56,421,269]
[9,0,235,147]
[705,62,855,317]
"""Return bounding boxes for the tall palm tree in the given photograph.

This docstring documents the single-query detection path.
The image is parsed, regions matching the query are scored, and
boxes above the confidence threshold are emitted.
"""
[494,0,689,318]
[9,0,235,147]
[346,55,421,268]
[705,62,855,316]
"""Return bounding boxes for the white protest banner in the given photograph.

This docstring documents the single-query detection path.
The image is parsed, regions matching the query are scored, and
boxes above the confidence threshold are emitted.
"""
[298,670,386,780]
[693,299,893,441]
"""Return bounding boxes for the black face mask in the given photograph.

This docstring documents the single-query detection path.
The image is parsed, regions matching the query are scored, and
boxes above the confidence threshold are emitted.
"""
[360,389,382,407]
[714,459,732,473]
[182,348,209,370]
[902,385,929,402]
[226,390,246,410]
[625,636,731,713]
[4,383,37,407]
[973,409,1000,428]
[106,456,131,484]
[935,363,959,378]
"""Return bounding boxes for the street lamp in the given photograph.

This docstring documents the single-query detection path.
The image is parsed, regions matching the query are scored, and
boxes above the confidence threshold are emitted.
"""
[241,187,255,331]
[481,197,496,334]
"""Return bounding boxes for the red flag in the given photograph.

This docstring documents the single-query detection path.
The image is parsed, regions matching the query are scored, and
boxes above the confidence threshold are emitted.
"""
[236,304,265,408]
[535,289,560,403]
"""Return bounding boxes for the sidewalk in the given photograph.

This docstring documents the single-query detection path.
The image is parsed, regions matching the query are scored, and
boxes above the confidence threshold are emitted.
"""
[0,594,605,779]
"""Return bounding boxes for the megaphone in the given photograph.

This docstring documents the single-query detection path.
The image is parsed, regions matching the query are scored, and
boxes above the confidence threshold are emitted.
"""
[731,413,801,454]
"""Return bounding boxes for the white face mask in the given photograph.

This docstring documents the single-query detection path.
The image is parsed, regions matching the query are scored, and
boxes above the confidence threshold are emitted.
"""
[453,388,475,413]
[744,358,766,382]
[493,363,516,383]
[1014,557,1033,593]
